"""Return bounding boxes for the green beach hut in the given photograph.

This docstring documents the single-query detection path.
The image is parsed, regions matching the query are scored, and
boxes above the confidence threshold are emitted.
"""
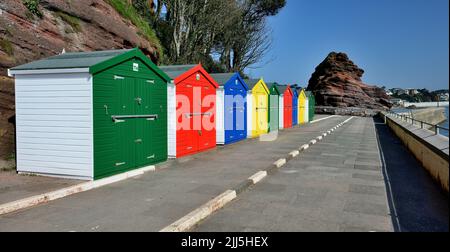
[9,48,170,180]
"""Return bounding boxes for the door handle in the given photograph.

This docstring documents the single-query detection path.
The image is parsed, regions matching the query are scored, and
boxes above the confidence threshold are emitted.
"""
[135,139,143,143]
[147,154,155,159]
[198,130,202,136]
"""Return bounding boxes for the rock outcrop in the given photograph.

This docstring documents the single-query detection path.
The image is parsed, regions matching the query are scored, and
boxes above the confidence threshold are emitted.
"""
[0,0,162,158]
[0,76,14,159]
[0,0,160,76]
[307,52,392,110]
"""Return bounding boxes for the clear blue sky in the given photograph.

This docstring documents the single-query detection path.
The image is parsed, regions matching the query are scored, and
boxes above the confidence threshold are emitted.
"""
[245,0,449,91]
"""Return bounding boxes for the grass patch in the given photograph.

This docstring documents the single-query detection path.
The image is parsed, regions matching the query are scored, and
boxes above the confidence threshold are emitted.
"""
[22,0,43,18]
[106,0,163,59]
[6,153,15,161]
[55,11,82,33]
[0,38,14,56]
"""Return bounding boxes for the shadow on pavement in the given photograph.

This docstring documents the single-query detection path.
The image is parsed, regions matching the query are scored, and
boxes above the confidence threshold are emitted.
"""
[373,116,448,232]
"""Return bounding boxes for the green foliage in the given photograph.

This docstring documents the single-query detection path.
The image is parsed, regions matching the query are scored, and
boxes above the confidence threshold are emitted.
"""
[106,0,162,59]
[0,38,13,56]
[6,153,15,161]
[23,0,43,18]
[56,12,82,33]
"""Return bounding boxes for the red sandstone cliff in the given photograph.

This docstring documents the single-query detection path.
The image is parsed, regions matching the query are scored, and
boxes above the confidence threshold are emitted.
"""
[0,0,161,158]
[307,52,392,110]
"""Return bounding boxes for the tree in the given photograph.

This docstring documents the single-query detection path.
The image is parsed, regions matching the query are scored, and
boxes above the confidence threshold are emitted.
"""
[133,0,286,72]
[218,0,286,72]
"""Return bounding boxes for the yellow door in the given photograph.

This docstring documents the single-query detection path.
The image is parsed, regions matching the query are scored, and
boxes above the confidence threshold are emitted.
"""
[299,90,306,124]
[252,81,269,137]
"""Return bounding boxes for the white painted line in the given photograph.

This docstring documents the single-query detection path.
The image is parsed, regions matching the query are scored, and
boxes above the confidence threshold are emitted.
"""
[300,144,310,151]
[310,139,317,145]
[323,133,328,137]
[249,171,268,184]
[310,115,338,124]
[274,159,287,168]
[0,165,156,216]
[160,190,237,232]
[327,130,331,134]
[290,150,300,157]
[317,136,323,141]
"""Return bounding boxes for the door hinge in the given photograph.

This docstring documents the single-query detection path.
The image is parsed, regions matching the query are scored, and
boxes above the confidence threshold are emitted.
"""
[115,162,126,167]
[147,154,155,159]
[113,118,125,123]
[147,80,155,84]
[114,75,124,80]
[135,139,143,143]
[135,97,142,105]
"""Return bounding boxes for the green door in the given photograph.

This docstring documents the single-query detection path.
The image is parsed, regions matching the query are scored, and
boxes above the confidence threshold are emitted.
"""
[269,94,279,132]
[94,74,167,179]
[135,78,167,167]
[116,76,135,172]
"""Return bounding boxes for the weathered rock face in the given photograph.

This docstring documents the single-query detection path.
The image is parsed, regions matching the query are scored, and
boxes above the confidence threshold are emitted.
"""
[0,76,14,159]
[0,0,160,76]
[307,52,392,110]
[0,0,161,158]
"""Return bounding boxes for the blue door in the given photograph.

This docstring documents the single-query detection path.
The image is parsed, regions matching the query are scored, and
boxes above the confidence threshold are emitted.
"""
[225,77,247,144]
[292,90,298,126]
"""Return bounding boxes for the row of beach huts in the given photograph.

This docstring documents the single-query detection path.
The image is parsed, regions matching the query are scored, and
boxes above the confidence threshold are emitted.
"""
[8,48,315,180]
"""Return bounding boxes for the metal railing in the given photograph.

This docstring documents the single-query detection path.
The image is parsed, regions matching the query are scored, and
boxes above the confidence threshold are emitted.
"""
[387,111,449,136]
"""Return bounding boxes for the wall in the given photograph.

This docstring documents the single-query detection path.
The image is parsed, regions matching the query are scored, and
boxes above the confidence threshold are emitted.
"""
[403,102,449,108]
[15,72,93,180]
[167,83,176,158]
[382,112,449,193]
[216,88,225,145]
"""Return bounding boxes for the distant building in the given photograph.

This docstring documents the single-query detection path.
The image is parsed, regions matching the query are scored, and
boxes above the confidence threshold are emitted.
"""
[406,89,419,96]
[439,93,449,101]
[390,98,404,106]
[386,90,394,96]
[391,88,407,96]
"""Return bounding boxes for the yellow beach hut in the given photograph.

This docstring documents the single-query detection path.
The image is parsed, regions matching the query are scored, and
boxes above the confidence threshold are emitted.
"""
[298,88,308,124]
[246,78,270,138]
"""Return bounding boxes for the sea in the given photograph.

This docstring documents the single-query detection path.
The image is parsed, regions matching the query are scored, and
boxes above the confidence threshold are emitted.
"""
[439,106,449,137]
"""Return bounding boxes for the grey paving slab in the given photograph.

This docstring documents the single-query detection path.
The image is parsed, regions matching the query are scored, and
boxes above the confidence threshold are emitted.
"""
[349,184,386,196]
[194,117,395,232]
[0,116,347,232]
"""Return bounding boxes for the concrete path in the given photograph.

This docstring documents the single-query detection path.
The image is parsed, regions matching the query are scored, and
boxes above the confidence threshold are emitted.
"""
[0,171,81,205]
[0,116,346,231]
[373,117,448,232]
[193,117,394,232]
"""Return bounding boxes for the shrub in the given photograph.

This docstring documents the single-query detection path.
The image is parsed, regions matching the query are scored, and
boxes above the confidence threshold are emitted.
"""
[106,0,163,59]
[56,11,82,33]
[0,39,14,56]
[23,0,43,18]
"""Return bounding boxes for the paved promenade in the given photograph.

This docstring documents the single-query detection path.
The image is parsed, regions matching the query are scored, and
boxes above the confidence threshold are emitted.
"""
[0,116,346,231]
[1,115,447,232]
[194,117,394,232]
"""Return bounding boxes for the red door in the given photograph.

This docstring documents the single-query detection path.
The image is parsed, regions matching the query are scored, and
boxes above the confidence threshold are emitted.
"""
[176,82,197,157]
[284,89,293,128]
[176,72,216,158]
[198,83,216,152]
